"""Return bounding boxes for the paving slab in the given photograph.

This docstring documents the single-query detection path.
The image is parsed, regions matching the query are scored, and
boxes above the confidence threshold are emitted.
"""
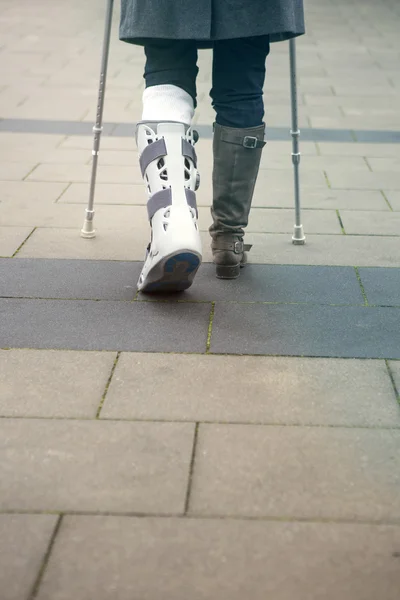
[317,143,400,158]
[102,354,400,427]
[0,259,364,304]
[0,161,37,181]
[251,189,389,211]
[189,424,400,520]
[0,514,58,600]
[0,181,68,204]
[358,268,400,306]
[210,303,400,359]
[0,349,116,417]
[326,169,400,191]
[0,298,210,352]
[36,516,400,600]
[14,229,400,266]
[0,420,194,513]
[57,183,144,205]
[340,211,400,236]
[0,226,33,257]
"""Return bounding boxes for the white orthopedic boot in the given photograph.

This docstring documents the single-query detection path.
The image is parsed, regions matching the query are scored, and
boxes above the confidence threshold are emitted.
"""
[136,85,202,292]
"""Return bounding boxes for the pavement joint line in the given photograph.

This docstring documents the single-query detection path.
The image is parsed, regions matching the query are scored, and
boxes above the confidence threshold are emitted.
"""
[363,157,373,172]
[22,163,40,182]
[11,227,36,257]
[95,351,121,419]
[1,414,400,431]
[28,514,63,600]
[385,359,400,406]
[205,302,215,354]
[381,190,394,211]
[335,209,346,234]
[353,267,369,306]
[184,423,199,515]
[323,170,331,188]
[1,347,399,361]
[1,509,400,527]
[54,181,72,203]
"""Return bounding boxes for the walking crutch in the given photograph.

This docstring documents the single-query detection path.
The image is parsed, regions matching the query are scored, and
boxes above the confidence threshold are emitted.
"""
[289,38,306,245]
[81,0,115,238]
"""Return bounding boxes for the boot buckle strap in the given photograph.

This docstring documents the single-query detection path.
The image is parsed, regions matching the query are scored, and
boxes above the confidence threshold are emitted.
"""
[243,136,259,149]
[234,241,244,254]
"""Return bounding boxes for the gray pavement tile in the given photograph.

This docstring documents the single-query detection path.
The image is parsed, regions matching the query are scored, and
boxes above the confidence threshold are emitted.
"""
[139,265,364,304]
[0,260,364,304]
[0,227,33,257]
[358,268,400,306]
[0,299,210,352]
[0,420,194,513]
[340,211,400,236]
[102,354,400,427]
[36,516,400,600]
[251,189,389,211]
[0,349,116,417]
[0,259,140,300]
[189,425,400,520]
[210,304,400,359]
[0,514,58,600]
[326,170,400,191]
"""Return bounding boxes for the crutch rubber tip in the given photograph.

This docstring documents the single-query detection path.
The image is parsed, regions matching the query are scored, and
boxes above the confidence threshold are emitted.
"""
[292,225,306,245]
[81,220,96,239]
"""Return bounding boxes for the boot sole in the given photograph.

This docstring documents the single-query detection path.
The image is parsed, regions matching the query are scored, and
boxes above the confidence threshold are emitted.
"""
[139,251,201,293]
[216,263,241,279]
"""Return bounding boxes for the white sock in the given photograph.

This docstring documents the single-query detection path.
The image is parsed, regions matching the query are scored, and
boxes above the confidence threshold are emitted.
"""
[142,84,194,125]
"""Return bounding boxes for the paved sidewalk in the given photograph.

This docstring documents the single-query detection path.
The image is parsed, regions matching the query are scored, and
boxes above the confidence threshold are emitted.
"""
[1,0,400,598]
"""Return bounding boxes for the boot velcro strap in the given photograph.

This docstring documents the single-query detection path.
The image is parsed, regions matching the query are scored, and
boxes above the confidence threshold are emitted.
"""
[139,138,167,176]
[220,131,266,149]
[147,188,198,221]
[182,139,198,167]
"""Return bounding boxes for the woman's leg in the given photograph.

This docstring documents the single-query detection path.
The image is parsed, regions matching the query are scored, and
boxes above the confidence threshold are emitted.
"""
[135,40,202,292]
[210,36,270,279]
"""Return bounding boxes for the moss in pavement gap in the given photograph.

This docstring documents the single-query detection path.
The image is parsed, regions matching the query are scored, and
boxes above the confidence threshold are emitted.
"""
[323,170,331,189]
[96,352,121,418]
[11,227,37,257]
[385,359,400,406]
[206,302,216,354]
[336,209,346,234]
[29,515,63,600]
[354,267,369,306]
[380,190,393,211]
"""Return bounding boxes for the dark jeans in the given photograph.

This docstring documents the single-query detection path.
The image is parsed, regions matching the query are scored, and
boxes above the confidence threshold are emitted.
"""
[144,37,270,128]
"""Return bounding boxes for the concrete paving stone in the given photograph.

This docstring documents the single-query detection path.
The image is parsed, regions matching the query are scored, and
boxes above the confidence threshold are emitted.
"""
[260,154,370,172]
[26,163,143,184]
[102,354,400,427]
[35,517,400,600]
[253,168,329,190]
[386,192,400,211]
[0,258,141,300]
[311,117,400,131]
[368,157,400,172]
[318,143,400,158]
[0,514,58,600]
[210,303,400,359]
[357,268,400,307]
[0,226,33,257]
[251,189,389,210]
[59,136,136,151]
[138,264,364,304]
[0,420,194,513]
[0,181,68,204]
[58,182,145,205]
[0,201,149,230]
[14,226,152,261]
[189,424,400,520]
[326,169,400,191]
[243,233,400,267]
[0,298,211,352]
[0,349,117,417]
[39,149,92,164]
[0,162,37,180]
[0,132,65,154]
[340,211,400,236]
[198,207,342,234]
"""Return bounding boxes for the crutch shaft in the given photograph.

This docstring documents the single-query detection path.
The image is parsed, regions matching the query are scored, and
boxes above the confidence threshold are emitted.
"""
[289,38,305,245]
[81,0,115,238]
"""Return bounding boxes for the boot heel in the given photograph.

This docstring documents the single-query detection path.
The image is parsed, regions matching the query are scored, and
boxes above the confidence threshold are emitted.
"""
[216,264,240,279]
